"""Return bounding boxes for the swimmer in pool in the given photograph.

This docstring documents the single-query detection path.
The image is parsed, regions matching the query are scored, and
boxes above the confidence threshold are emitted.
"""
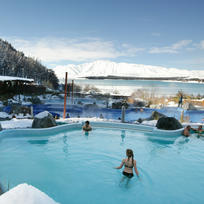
[82,121,92,131]
[183,125,191,137]
[191,125,204,137]
[191,125,204,134]
[115,149,139,178]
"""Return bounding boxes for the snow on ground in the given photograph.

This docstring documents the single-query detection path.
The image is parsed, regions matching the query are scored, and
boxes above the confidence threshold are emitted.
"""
[57,117,119,123]
[22,101,32,105]
[15,113,32,119]
[166,101,178,107]
[0,112,11,119]
[0,183,59,204]
[140,120,158,126]
[35,111,50,119]
[0,119,33,129]
[0,101,3,108]
[0,117,119,130]
[0,76,34,82]
[0,117,203,130]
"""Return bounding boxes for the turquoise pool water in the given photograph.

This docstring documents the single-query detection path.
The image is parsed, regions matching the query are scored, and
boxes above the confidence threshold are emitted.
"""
[0,127,204,204]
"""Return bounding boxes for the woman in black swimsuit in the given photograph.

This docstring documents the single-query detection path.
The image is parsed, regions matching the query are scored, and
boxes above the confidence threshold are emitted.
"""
[115,149,139,178]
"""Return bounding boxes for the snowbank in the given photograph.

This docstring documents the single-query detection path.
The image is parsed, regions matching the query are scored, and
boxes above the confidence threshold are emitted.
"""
[0,76,34,82]
[166,101,178,107]
[35,111,50,119]
[15,113,32,119]
[57,117,119,123]
[141,120,158,126]
[0,101,3,108]
[0,117,118,130]
[0,112,11,119]
[0,117,202,130]
[1,119,33,129]
[0,183,59,204]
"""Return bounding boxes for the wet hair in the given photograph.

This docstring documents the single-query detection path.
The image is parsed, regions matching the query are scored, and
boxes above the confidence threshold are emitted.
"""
[186,125,191,130]
[85,121,90,125]
[126,149,134,166]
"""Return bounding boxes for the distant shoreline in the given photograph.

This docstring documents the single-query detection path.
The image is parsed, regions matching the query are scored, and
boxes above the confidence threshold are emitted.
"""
[84,75,204,83]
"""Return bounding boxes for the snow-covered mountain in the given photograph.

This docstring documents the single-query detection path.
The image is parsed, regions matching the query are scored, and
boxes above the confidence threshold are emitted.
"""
[53,60,204,81]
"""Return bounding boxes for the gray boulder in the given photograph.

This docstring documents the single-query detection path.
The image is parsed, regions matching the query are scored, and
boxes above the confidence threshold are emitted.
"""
[156,117,183,130]
[32,111,57,128]
[148,111,166,120]
[0,123,2,131]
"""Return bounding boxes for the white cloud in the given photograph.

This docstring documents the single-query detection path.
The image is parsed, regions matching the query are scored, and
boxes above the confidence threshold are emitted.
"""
[149,40,192,54]
[190,40,204,50]
[121,44,145,56]
[199,40,204,49]
[4,37,144,62]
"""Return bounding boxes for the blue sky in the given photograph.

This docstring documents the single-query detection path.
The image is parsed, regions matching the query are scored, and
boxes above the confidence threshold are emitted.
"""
[0,0,204,70]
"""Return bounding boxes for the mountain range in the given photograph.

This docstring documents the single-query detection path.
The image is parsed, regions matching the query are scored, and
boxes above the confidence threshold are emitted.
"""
[53,60,204,82]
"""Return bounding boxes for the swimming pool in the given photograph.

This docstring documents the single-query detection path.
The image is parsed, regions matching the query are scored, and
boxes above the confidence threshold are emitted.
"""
[0,124,204,204]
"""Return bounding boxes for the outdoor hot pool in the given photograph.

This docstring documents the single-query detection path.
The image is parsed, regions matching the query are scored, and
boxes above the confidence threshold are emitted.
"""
[0,124,204,204]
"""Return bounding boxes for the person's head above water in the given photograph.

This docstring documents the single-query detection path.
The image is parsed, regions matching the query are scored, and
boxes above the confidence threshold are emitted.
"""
[83,121,92,131]
[85,121,90,126]
[126,149,134,158]
[186,125,191,130]
[198,125,203,130]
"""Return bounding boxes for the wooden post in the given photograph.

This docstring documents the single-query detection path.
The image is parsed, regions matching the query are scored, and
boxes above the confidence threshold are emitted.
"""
[63,72,68,119]
[72,80,74,104]
[180,110,184,123]
[121,105,126,123]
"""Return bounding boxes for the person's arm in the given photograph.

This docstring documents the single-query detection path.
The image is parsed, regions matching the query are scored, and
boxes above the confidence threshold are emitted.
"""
[134,160,139,177]
[115,159,124,169]
[191,127,196,131]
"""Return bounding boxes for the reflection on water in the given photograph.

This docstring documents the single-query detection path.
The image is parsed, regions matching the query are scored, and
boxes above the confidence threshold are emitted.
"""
[119,176,133,189]
[147,137,174,146]
[28,139,48,145]
[121,130,126,144]
[84,131,89,137]
[63,135,69,157]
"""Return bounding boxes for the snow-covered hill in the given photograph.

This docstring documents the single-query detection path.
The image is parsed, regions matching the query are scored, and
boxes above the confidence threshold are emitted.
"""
[53,60,204,81]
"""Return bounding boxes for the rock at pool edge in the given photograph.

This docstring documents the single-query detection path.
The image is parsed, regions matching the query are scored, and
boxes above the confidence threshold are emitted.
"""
[156,117,183,130]
[32,111,57,128]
